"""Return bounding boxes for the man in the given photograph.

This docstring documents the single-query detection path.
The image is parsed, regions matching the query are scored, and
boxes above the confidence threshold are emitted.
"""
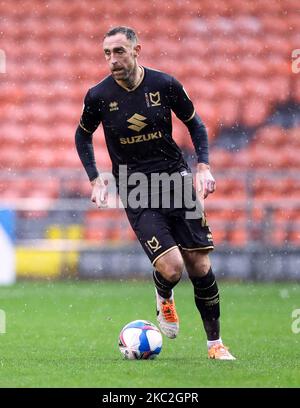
[75,26,235,360]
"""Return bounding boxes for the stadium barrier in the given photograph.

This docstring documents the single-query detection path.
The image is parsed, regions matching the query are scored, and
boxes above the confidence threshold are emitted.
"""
[0,170,299,281]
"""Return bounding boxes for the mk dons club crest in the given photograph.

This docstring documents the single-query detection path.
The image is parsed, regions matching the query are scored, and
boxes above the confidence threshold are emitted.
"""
[145,91,161,107]
[146,236,162,253]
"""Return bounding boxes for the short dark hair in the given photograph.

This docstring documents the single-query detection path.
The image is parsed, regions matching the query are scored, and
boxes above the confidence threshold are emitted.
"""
[104,26,138,44]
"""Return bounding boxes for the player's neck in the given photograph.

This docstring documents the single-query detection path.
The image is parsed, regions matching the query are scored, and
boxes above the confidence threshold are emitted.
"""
[117,65,143,90]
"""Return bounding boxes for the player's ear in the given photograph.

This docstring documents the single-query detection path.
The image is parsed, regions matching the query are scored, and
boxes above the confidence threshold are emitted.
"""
[133,44,141,57]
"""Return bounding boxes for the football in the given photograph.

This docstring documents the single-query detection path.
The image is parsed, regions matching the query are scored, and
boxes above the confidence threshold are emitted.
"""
[118,320,163,360]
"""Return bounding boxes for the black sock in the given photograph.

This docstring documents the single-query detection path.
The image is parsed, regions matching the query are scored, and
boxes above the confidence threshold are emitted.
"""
[190,268,220,340]
[153,270,180,299]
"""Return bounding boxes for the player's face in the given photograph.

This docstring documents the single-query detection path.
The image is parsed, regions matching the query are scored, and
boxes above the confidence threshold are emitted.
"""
[103,33,140,81]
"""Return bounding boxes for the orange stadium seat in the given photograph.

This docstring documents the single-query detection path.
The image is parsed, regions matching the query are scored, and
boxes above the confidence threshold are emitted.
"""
[291,76,300,103]
[270,207,300,246]
[1,123,25,147]
[194,101,218,132]
[93,130,107,149]
[253,126,287,147]
[252,178,275,199]
[288,228,300,245]
[214,78,244,99]
[261,16,289,36]
[210,149,233,170]
[53,149,82,169]
[227,226,248,247]
[0,147,27,170]
[52,125,78,148]
[281,147,300,168]
[206,220,227,245]
[187,79,217,101]
[84,209,130,242]
[239,58,269,78]
[61,178,91,199]
[241,98,271,127]
[268,75,291,104]
[269,221,288,246]
[226,149,252,170]
[217,98,240,127]
[243,77,273,101]
[288,128,300,147]
[22,179,60,199]
[172,119,191,148]
[23,147,58,169]
[215,180,246,200]
[248,147,290,169]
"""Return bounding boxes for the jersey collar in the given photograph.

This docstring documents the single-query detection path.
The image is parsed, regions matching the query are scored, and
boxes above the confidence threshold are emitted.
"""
[115,66,145,92]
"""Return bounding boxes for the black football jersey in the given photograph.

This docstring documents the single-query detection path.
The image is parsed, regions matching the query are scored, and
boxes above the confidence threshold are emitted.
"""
[79,66,195,182]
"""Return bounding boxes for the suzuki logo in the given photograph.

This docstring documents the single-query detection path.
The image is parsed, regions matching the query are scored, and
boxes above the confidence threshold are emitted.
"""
[127,114,147,132]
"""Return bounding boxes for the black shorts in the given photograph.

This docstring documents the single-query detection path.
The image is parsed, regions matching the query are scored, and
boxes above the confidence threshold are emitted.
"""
[124,173,214,265]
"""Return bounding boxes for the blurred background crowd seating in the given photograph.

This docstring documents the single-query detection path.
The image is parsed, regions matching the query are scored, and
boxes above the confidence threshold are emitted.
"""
[0,0,299,256]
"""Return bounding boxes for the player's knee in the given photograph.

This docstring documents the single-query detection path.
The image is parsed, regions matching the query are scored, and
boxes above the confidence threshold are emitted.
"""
[184,251,211,277]
[163,264,183,282]
[167,260,184,282]
[195,259,210,275]
[156,252,184,282]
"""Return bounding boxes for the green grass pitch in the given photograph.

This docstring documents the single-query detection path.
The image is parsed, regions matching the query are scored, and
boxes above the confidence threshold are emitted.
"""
[0,280,299,388]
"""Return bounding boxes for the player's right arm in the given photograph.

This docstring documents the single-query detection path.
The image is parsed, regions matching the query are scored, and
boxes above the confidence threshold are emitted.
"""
[75,89,108,208]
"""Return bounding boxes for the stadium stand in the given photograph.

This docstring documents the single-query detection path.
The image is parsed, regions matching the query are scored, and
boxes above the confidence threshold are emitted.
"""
[0,0,299,249]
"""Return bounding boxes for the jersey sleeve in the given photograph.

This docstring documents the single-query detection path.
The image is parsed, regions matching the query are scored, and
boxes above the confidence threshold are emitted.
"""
[79,89,102,133]
[169,77,195,123]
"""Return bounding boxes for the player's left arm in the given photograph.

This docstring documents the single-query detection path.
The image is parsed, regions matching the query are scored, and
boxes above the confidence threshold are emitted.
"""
[170,77,216,199]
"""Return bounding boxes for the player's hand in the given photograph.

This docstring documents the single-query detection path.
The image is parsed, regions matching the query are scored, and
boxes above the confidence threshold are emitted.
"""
[90,176,108,208]
[196,163,216,200]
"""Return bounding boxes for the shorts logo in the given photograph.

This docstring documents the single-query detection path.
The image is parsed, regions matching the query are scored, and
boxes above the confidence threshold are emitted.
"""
[146,236,162,253]
[127,113,148,132]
